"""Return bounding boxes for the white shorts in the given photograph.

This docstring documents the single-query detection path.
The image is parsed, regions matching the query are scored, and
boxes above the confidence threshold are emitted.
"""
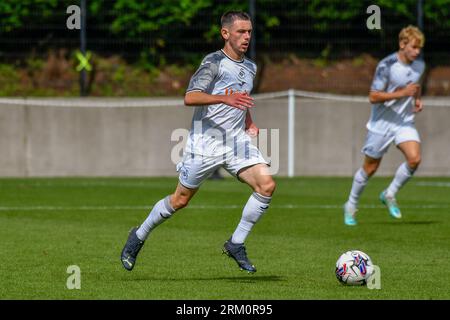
[176,143,269,189]
[362,126,420,159]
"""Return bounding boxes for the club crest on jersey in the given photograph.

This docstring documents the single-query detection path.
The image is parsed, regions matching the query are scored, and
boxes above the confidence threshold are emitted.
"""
[238,68,245,79]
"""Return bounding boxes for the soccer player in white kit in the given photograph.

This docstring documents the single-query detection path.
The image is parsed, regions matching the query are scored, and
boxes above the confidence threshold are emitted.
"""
[343,26,425,226]
[121,11,276,272]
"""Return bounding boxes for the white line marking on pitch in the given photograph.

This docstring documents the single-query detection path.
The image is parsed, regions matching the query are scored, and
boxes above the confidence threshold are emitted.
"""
[415,182,450,187]
[0,204,448,211]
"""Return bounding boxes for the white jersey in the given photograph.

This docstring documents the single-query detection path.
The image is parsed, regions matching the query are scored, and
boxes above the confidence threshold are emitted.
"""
[367,52,425,135]
[185,50,257,157]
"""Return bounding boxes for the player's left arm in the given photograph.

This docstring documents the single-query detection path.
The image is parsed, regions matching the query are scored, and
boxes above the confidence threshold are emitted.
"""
[413,86,423,113]
[245,109,259,137]
[413,63,426,113]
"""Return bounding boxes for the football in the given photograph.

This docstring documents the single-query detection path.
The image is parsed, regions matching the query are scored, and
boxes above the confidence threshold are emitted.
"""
[335,250,374,285]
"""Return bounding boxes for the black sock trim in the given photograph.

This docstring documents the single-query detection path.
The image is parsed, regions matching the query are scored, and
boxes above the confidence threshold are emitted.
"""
[252,192,272,204]
[164,195,176,214]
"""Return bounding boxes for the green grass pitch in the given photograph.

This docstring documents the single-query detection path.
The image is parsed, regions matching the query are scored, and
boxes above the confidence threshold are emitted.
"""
[0,176,449,300]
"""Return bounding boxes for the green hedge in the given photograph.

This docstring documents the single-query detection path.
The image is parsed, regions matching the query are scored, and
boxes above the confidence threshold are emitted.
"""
[1,0,448,40]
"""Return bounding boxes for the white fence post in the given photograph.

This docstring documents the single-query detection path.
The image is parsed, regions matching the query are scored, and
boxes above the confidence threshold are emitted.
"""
[288,89,295,177]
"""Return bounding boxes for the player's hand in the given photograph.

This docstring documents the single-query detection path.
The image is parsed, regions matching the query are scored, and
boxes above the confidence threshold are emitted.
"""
[401,83,420,97]
[224,92,254,110]
[413,99,423,113]
[245,122,259,137]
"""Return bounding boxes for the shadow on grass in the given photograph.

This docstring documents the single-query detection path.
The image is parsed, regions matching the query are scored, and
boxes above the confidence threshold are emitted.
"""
[126,275,286,282]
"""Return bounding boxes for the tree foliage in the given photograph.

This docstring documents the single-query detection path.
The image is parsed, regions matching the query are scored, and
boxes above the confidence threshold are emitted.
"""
[0,0,448,62]
[2,0,448,36]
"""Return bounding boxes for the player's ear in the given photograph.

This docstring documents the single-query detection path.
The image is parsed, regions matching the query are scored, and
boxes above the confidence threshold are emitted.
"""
[221,27,229,40]
[399,40,406,50]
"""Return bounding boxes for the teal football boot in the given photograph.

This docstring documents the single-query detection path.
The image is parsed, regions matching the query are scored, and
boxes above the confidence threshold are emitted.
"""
[343,202,358,226]
[380,190,402,219]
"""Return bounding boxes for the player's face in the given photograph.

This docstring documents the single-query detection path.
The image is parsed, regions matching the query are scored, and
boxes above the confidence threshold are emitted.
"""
[400,39,422,62]
[222,20,252,55]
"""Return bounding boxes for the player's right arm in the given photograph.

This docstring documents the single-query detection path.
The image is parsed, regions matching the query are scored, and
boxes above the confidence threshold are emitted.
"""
[184,54,253,110]
[369,83,419,104]
[368,60,419,104]
[185,91,254,110]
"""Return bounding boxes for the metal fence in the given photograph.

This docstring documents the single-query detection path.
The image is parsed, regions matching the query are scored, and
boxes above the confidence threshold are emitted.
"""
[0,0,449,96]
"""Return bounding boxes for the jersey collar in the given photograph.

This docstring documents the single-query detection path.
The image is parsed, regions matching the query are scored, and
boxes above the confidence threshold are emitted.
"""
[220,49,244,63]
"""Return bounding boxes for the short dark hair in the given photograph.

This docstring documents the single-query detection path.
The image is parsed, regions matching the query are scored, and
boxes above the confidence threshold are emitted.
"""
[221,11,251,28]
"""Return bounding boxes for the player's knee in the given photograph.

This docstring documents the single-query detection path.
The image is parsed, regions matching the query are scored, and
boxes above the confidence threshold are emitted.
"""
[408,155,421,169]
[364,163,379,177]
[257,179,276,197]
[366,167,377,177]
[171,195,190,210]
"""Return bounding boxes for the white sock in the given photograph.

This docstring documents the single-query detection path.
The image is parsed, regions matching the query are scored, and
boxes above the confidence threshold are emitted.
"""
[348,168,369,208]
[386,162,415,197]
[231,192,271,244]
[136,196,175,241]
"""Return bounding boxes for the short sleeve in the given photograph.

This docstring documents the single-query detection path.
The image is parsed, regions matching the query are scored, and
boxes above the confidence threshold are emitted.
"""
[370,62,389,92]
[186,57,219,93]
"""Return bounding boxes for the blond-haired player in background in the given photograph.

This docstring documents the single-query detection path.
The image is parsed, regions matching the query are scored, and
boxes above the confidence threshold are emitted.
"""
[344,26,426,226]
